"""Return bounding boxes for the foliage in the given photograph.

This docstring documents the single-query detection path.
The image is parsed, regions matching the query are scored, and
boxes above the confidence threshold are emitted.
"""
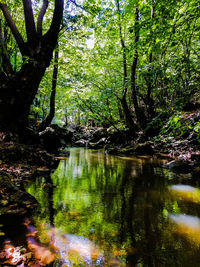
[160,111,200,142]
[1,0,200,132]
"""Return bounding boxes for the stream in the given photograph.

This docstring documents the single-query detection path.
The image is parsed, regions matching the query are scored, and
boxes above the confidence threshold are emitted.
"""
[1,148,200,266]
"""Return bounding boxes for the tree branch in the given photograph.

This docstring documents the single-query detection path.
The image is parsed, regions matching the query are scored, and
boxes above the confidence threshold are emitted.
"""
[68,0,93,14]
[22,0,37,44]
[0,3,25,54]
[43,0,64,46]
[74,87,122,133]
[37,0,49,36]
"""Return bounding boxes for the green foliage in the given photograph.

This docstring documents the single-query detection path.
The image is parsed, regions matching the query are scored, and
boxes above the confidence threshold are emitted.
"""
[8,0,199,129]
[194,122,200,142]
[160,111,200,142]
[144,110,170,137]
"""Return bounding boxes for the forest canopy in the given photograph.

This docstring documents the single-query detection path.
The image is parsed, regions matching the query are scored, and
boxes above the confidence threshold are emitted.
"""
[0,0,200,135]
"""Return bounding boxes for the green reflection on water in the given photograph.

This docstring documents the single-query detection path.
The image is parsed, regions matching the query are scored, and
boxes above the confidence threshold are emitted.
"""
[25,148,200,266]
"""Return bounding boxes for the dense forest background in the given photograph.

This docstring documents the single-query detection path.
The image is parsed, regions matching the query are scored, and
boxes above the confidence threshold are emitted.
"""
[1,1,200,265]
[0,0,200,143]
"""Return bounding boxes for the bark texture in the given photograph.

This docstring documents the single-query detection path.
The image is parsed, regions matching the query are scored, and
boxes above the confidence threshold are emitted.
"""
[131,8,147,129]
[116,0,136,134]
[40,44,59,130]
[0,0,64,131]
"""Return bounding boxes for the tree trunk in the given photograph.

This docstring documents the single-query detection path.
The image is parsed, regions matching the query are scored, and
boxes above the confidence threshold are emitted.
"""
[39,44,59,131]
[116,0,136,134]
[145,4,156,120]
[117,97,124,121]
[0,0,64,132]
[131,8,147,129]
[0,62,47,130]
[120,96,137,133]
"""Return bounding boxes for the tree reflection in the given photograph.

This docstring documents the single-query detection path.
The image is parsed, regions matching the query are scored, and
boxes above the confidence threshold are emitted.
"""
[24,148,200,266]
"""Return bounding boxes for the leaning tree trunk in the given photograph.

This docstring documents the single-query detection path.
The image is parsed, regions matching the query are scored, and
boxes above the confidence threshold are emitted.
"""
[0,0,64,131]
[39,43,59,131]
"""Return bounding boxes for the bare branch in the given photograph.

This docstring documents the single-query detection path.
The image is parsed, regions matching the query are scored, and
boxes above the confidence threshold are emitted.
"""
[37,0,49,36]
[22,0,37,44]
[0,3,25,54]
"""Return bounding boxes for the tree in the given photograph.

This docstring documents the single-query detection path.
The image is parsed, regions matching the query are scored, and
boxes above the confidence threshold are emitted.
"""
[28,0,200,134]
[115,0,137,134]
[39,43,59,131]
[0,0,64,131]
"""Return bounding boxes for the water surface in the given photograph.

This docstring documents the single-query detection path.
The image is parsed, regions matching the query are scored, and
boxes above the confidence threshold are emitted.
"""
[2,148,200,266]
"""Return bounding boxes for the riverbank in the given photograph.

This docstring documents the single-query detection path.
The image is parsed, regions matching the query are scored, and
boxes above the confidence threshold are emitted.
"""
[0,141,60,216]
[69,114,200,174]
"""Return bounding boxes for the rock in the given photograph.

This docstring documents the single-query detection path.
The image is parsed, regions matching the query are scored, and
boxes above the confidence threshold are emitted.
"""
[105,142,154,156]
[70,125,91,145]
[163,160,192,173]
[134,143,154,155]
[91,128,108,142]
[191,153,200,162]
[39,127,62,152]
[104,145,121,155]
[39,124,73,152]
[154,152,172,160]
[74,139,87,147]
[106,130,128,146]
[88,137,106,149]
[107,126,115,134]
[119,143,154,155]
[50,124,73,146]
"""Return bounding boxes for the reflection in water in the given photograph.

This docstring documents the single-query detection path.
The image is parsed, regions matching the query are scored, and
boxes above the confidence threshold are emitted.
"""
[27,236,56,265]
[169,214,200,245]
[25,221,103,266]
[51,231,103,265]
[169,185,200,203]
[4,148,200,266]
